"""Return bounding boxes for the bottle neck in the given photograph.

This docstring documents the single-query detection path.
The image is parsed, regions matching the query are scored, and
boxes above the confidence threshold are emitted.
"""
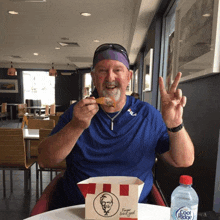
[180,183,192,188]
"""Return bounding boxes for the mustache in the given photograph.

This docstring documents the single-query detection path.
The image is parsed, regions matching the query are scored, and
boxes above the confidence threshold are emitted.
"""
[104,81,119,86]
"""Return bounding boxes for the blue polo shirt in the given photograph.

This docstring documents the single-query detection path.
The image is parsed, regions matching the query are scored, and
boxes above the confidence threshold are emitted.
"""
[50,96,169,205]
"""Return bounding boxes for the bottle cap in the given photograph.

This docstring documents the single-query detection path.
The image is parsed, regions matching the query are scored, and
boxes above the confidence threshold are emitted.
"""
[179,175,192,185]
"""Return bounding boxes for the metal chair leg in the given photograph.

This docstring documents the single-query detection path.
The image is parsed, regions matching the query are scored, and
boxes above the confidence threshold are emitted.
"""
[29,169,31,193]
[50,169,53,181]
[36,163,39,200]
[24,170,27,193]
[10,170,13,193]
[3,170,6,197]
[40,169,43,195]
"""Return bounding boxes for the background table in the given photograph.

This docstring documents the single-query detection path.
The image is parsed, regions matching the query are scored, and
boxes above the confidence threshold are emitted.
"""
[24,203,170,220]
[26,106,46,116]
[23,129,39,159]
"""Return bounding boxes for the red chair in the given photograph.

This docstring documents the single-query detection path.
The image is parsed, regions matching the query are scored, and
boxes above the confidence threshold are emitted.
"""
[30,175,167,217]
[149,183,167,206]
[30,172,64,216]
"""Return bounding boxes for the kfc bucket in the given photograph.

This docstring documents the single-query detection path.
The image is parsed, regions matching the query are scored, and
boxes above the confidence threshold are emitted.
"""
[77,176,144,220]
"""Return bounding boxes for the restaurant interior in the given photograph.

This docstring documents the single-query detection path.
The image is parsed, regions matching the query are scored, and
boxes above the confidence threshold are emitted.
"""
[0,0,220,219]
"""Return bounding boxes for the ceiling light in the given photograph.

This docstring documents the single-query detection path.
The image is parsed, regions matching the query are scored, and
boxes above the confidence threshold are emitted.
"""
[80,12,91,17]
[33,53,39,56]
[59,42,69,47]
[203,13,211,17]
[58,42,80,47]
[7,62,17,76]
[8,11,19,15]
[55,47,60,50]
[93,40,100,43]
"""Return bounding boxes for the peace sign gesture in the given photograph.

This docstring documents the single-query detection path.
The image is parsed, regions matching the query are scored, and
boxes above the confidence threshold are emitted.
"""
[159,72,186,128]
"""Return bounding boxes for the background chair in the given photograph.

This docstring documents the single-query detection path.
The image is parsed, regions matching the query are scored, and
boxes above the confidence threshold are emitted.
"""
[0,128,36,197]
[49,115,60,125]
[37,129,66,196]
[18,103,34,121]
[49,104,56,116]
[31,128,66,197]
[56,112,64,116]
[21,115,29,129]
[26,99,33,114]
[148,183,167,206]
[28,118,55,129]
[17,104,27,119]
[18,104,34,128]
[26,119,55,160]
[34,105,50,119]
[0,103,8,121]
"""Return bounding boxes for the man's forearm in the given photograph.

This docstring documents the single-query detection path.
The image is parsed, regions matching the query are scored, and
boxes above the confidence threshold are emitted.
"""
[38,120,84,168]
[168,127,195,167]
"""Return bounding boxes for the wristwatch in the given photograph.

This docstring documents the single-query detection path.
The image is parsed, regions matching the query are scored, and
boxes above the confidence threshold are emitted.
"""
[167,123,184,132]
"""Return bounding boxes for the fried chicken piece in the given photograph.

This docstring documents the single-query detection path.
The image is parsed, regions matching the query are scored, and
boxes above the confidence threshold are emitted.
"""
[95,97,116,107]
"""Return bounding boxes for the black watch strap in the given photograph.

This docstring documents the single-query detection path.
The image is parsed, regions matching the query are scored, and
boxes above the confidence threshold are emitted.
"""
[167,123,184,132]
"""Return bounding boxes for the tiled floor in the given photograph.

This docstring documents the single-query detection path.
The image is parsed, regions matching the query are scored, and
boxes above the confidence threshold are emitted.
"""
[0,119,56,220]
[0,168,54,220]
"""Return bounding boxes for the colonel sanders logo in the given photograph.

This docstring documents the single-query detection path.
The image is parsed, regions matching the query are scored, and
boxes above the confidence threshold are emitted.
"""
[93,192,120,217]
[100,193,113,215]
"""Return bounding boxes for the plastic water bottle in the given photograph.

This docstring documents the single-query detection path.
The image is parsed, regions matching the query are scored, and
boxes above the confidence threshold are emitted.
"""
[170,175,199,220]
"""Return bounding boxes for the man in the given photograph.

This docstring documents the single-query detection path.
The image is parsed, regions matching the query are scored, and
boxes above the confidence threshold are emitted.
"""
[38,43,194,210]
[130,92,140,99]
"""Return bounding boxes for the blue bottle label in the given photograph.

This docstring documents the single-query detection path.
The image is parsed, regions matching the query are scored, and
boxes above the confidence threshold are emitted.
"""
[171,205,198,220]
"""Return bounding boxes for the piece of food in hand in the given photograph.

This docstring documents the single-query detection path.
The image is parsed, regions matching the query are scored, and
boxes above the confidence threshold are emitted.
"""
[95,97,116,107]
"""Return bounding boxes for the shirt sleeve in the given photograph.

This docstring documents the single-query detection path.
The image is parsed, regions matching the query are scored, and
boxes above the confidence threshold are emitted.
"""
[49,104,75,136]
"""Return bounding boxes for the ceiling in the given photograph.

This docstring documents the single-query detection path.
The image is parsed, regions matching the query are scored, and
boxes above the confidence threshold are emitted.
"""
[0,0,162,70]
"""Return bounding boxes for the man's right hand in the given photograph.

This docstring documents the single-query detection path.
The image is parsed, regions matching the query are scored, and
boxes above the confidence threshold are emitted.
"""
[70,97,99,130]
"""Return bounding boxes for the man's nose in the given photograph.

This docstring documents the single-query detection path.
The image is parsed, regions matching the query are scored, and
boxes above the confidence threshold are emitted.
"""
[105,69,115,82]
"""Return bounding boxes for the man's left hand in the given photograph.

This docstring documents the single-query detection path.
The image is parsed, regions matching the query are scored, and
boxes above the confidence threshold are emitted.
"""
[159,72,186,128]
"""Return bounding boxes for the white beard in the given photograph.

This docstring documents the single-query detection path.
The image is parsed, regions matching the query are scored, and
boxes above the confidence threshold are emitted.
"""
[103,88,121,101]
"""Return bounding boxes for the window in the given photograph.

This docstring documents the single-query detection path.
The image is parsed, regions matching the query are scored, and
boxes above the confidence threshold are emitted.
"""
[157,0,180,110]
[83,73,92,98]
[134,69,139,93]
[23,71,55,106]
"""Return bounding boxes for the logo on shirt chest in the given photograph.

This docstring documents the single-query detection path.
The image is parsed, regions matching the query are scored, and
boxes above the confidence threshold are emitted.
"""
[127,108,137,116]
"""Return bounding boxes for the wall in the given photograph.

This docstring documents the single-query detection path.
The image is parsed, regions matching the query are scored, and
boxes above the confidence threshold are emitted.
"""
[214,130,220,212]
[55,72,81,112]
[0,68,23,104]
[155,73,220,212]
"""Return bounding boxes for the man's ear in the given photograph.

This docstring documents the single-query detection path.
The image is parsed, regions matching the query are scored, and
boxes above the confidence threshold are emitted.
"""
[91,71,95,85]
[128,70,133,81]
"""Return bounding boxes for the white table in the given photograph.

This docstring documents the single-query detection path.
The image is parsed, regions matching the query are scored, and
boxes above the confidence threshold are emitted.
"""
[26,106,46,116]
[24,204,170,220]
[23,128,39,139]
[23,129,39,158]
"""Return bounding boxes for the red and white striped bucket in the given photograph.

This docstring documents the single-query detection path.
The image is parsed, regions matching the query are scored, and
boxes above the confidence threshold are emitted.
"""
[78,176,144,220]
